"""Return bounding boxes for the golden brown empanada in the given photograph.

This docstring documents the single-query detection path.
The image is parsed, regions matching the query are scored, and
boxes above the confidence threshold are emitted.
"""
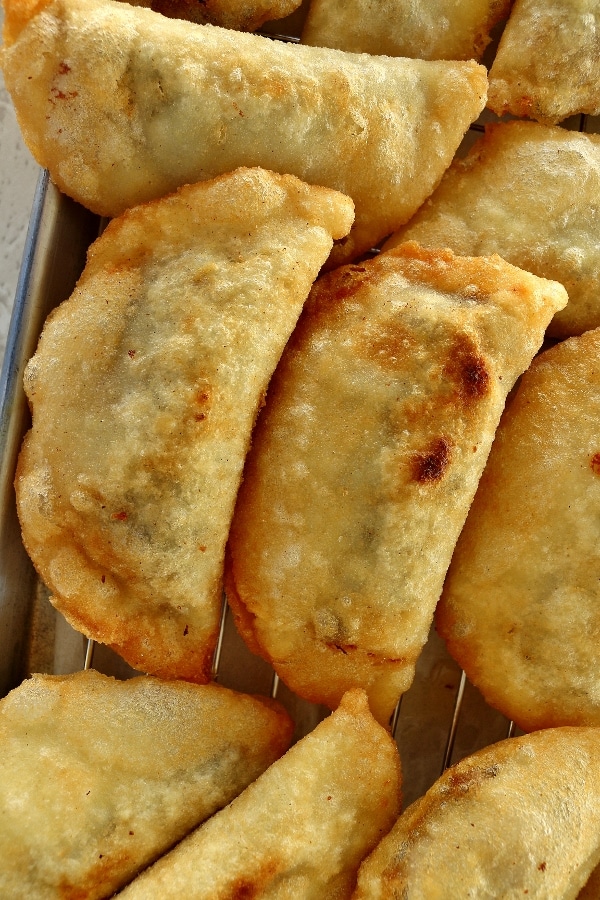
[128,0,301,30]
[15,168,353,682]
[437,328,600,732]
[354,728,600,899]
[302,0,511,62]
[488,0,600,124]
[225,242,567,724]
[0,670,293,899]
[385,121,600,338]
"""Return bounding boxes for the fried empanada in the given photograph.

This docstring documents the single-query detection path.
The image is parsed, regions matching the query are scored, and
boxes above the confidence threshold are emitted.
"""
[127,0,301,30]
[385,121,600,338]
[0,670,293,900]
[354,728,600,899]
[302,0,511,62]
[15,168,354,682]
[488,0,600,124]
[1,0,487,266]
[225,242,567,725]
[119,689,401,899]
[437,328,600,732]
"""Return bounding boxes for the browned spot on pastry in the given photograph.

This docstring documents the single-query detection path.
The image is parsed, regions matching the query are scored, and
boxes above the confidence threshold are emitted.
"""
[445,764,499,795]
[58,844,140,899]
[327,264,372,303]
[460,355,489,398]
[193,386,212,422]
[50,86,78,102]
[230,884,259,900]
[411,437,452,484]
[226,860,280,898]
[196,388,210,403]
[444,334,490,403]
[327,642,357,655]
[363,324,415,370]
[590,452,600,475]
[58,881,90,900]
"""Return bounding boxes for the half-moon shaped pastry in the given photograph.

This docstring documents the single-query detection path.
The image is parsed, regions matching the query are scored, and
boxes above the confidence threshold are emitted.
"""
[1,0,487,266]
[225,242,567,724]
[437,328,600,732]
[129,0,302,30]
[119,689,401,899]
[354,728,600,899]
[0,670,293,900]
[15,167,354,681]
[302,0,510,62]
[385,121,600,339]
[488,0,600,124]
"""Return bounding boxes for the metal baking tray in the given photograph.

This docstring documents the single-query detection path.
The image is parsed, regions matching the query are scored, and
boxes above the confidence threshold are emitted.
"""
[2,3,597,811]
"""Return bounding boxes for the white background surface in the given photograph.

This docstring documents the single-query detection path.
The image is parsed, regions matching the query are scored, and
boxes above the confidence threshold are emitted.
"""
[0,7,41,369]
